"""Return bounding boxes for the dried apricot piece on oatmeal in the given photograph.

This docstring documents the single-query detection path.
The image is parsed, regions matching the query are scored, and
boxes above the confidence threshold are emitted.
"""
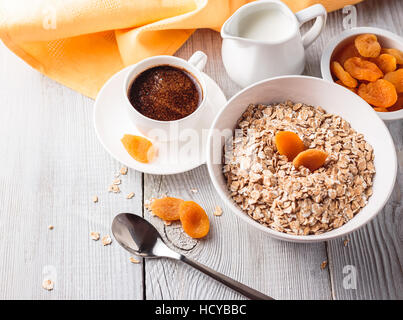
[354,34,381,58]
[179,201,210,239]
[275,131,305,161]
[293,149,328,172]
[344,57,383,82]
[150,197,184,221]
[358,79,398,108]
[121,134,156,163]
[331,61,358,88]
[383,69,403,93]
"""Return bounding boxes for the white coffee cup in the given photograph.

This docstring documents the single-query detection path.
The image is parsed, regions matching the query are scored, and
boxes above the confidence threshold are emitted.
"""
[123,51,208,141]
[221,0,327,88]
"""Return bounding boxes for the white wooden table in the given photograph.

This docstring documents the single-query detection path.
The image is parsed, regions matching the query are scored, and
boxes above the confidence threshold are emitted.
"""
[1,0,402,300]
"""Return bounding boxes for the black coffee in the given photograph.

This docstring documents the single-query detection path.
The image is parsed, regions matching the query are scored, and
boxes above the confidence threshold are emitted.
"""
[128,65,202,121]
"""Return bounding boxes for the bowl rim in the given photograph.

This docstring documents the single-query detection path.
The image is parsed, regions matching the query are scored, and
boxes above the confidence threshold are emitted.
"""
[206,75,397,243]
[320,26,403,121]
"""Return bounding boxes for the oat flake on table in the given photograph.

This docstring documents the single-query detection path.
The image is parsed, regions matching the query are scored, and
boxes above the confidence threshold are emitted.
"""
[90,231,100,241]
[224,101,375,236]
[102,235,112,246]
[42,279,54,291]
[129,256,140,264]
[213,205,223,216]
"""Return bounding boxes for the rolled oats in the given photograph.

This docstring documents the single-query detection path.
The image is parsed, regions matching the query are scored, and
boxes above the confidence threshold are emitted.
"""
[102,235,112,246]
[42,279,54,291]
[90,231,100,241]
[213,205,223,216]
[129,256,140,264]
[224,102,375,236]
[108,184,120,193]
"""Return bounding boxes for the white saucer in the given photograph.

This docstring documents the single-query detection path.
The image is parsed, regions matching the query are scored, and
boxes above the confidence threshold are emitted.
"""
[93,66,227,175]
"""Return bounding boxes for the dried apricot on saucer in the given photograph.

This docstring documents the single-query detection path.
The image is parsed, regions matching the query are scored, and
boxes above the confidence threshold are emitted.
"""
[150,197,184,221]
[293,149,328,172]
[358,79,398,108]
[383,69,403,93]
[382,48,403,64]
[354,34,381,58]
[121,134,156,163]
[344,57,383,82]
[179,201,210,239]
[331,61,358,88]
[275,131,305,161]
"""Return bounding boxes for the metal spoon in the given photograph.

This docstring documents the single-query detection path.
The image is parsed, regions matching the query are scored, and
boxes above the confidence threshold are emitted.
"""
[112,213,273,300]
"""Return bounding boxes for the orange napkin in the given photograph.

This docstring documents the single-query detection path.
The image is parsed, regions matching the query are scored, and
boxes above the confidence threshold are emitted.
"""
[0,0,363,99]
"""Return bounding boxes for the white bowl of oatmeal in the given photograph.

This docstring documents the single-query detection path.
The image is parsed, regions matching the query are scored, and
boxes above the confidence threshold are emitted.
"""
[206,76,397,242]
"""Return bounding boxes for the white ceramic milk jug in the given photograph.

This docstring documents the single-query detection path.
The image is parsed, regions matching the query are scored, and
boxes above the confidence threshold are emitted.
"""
[221,0,327,88]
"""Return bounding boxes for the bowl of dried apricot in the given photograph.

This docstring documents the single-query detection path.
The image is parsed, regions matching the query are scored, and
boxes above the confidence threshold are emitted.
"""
[321,27,403,121]
[207,75,397,242]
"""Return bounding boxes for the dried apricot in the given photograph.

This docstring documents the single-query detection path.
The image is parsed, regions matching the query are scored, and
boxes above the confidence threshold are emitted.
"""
[293,149,328,172]
[382,48,403,64]
[358,79,398,108]
[275,131,305,161]
[383,69,403,93]
[388,94,403,112]
[373,107,388,112]
[179,201,210,239]
[121,134,156,163]
[334,43,361,65]
[354,34,381,58]
[335,80,358,93]
[344,57,383,82]
[372,54,397,73]
[150,197,184,221]
[331,61,357,88]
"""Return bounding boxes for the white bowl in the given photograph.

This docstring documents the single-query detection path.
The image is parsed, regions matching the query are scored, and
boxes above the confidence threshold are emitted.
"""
[321,26,403,121]
[206,76,397,243]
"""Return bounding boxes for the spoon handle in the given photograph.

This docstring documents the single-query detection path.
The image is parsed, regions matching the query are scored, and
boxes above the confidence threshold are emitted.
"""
[180,256,274,300]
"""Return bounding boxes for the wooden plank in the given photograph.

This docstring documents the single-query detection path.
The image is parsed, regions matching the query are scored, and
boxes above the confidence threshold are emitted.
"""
[144,29,332,300]
[324,0,403,300]
[0,43,144,299]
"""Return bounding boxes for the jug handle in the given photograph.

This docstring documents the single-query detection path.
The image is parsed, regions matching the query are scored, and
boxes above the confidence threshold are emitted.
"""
[295,4,327,49]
